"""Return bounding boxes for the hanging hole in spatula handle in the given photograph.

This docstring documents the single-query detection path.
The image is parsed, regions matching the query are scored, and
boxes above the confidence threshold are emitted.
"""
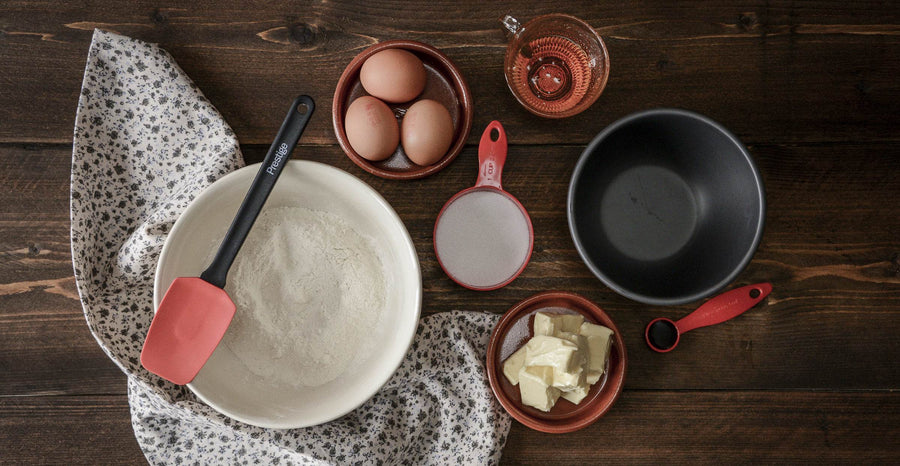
[201,95,315,288]
[675,283,772,334]
[476,121,507,189]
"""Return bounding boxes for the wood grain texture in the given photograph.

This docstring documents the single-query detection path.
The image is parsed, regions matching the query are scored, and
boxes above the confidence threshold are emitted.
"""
[2,142,898,397]
[501,391,900,464]
[1,1,899,463]
[0,395,144,465]
[0,392,896,464]
[0,146,131,397]
[1,1,899,145]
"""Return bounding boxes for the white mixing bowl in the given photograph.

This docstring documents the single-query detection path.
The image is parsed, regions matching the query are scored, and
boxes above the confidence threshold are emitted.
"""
[154,160,421,428]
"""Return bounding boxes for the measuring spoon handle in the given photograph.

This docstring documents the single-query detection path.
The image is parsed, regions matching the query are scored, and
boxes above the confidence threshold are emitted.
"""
[475,121,507,189]
[675,283,772,334]
[201,95,315,289]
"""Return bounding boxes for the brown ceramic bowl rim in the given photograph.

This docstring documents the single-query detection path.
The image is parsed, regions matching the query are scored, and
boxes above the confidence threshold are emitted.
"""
[486,291,627,433]
[332,40,474,180]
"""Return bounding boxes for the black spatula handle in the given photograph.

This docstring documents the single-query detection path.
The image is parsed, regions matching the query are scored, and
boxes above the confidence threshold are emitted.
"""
[200,95,315,289]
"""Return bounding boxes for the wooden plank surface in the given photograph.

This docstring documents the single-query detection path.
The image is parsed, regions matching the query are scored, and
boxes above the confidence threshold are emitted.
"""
[1,0,899,463]
[0,395,143,465]
[1,391,897,464]
[502,391,900,464]
[2,142,898,396]
[1,1,899,145]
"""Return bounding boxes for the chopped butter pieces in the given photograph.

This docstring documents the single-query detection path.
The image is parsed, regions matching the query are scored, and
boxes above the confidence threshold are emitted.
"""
[502,346,527,385]
[518,366,561,412]
[560,384,590,405]
[533,312,585,336]
[524,335,579,372]
[581,321,614,380]
[501,312,614,412]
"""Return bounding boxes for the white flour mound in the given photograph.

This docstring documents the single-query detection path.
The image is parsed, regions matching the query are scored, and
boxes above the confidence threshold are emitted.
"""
[221,206,386,387]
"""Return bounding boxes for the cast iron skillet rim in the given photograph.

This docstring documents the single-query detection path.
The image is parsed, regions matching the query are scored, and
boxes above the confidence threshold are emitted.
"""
[566,107,766,306]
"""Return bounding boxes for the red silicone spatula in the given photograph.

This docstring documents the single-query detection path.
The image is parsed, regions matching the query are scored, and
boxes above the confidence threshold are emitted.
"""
[140,95,315,384]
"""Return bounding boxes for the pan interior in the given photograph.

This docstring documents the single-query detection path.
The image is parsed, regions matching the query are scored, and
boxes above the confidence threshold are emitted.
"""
[600,165,697,262]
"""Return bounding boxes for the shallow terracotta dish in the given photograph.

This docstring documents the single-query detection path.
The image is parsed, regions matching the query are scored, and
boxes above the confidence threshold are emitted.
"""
[486,291,627,433]
[333,40,473,180]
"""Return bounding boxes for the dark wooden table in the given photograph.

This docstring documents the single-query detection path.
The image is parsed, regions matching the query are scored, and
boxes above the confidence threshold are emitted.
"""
[2,1,899,463]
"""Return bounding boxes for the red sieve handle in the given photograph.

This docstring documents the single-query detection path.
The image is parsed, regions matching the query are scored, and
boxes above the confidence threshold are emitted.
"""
[675,283,772,334]
[476,121,507,189]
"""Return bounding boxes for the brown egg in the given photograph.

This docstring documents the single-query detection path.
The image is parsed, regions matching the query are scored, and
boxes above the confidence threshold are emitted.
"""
[344,96,399,161]
[360,49,427,103]
[401,99,455,166]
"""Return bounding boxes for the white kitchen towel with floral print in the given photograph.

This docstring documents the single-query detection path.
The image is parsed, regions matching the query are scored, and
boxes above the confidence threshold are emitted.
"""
[71,29,510,465]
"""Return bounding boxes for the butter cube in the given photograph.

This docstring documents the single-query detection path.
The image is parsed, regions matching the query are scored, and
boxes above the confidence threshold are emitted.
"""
[556,331,589,367]
[532,312,558,336]
[560,385,590,405]
[554,331,590,390]
[580,322,614,376]
[518,366,561,412]
[502,346,528,385]
[557,314,585,333]
[586,371,603,385]
[533,312,584,336]
[524,335,579,372]
[551,364,585,391]
[524,333,586,391]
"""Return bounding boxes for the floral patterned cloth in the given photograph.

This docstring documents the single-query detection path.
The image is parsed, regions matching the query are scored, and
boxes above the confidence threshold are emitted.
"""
[72,29,510,464]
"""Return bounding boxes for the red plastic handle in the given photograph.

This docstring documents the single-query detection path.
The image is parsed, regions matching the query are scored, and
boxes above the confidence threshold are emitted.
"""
[675,283,772,334]
[476,121,507,189]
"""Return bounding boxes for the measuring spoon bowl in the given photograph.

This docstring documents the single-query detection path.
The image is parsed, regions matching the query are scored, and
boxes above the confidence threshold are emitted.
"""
[645,282,772,352]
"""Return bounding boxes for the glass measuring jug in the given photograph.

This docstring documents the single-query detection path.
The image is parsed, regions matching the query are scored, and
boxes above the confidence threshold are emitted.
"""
[501,14,610,118]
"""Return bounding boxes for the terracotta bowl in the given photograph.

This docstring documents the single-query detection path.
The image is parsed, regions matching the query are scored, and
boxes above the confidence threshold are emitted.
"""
[486,291,627,433]
[332,40,474,180]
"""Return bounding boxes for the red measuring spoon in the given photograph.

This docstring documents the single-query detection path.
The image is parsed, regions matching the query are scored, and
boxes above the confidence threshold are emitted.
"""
[140,96,315,384]
[645,283,772,352]
[433,121,533,290]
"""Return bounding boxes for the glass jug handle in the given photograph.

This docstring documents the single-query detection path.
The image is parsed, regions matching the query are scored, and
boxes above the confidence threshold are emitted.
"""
[501,15,521,36]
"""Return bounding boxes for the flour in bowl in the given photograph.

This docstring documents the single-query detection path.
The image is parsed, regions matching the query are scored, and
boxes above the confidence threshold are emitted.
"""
[220,206,386,387]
